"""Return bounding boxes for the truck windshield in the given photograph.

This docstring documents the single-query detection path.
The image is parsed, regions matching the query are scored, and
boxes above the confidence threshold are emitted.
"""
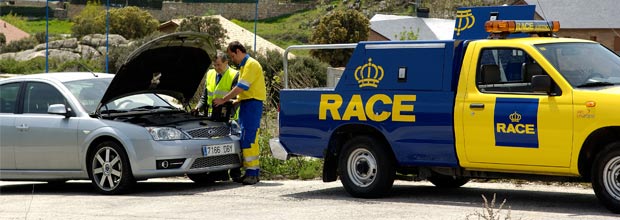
[535,42,620,88]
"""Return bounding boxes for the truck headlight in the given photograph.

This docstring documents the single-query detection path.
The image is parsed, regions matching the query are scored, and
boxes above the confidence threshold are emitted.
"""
[146,127,188,140]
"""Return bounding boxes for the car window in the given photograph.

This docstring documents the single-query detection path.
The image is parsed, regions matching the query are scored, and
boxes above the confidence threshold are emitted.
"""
[64,78,111,113]
[0,83,21,113]
[24,82,68,114]
[477,48,551,94]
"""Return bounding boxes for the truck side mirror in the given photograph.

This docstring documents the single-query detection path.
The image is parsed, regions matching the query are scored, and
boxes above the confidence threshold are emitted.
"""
[531,75,552,94]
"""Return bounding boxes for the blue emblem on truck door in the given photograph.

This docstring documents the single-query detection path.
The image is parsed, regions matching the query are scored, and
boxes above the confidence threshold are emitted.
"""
[494,98,539,148]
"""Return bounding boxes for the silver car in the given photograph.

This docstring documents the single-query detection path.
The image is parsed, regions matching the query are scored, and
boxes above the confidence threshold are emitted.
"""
[0,32,242,194]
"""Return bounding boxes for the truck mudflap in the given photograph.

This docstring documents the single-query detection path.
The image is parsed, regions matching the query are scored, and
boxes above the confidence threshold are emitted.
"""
[269,138,290,160]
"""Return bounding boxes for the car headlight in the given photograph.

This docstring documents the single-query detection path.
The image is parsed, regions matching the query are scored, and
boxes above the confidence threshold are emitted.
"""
[146,127,188,141]
[230,120,241,135]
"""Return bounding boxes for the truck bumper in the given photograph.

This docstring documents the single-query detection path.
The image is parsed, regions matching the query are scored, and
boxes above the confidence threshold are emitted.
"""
[269,138,290,160]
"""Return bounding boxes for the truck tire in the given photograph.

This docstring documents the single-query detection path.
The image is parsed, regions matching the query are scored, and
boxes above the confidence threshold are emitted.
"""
[88,141,135,195]
[428,175,470,188]
[339,136,395,198]
[592,142,620,213]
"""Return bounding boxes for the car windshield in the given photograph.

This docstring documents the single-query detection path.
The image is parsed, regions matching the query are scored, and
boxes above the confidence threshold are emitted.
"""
[535,42,620,88]
[63,78,178,113]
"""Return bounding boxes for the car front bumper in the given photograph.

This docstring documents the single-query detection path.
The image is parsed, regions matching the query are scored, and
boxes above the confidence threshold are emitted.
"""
[130,136,242,179]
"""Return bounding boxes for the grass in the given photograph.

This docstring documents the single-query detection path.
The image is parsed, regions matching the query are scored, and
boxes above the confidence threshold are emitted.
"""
[1,14,73,35]
[231,6,330,57]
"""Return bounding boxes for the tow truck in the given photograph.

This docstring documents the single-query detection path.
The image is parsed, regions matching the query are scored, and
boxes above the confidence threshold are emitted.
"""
[270,7,620,213]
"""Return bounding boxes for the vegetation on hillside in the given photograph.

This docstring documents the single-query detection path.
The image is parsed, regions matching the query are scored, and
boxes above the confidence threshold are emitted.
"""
[1,13,73,35]
[72,1,158,39]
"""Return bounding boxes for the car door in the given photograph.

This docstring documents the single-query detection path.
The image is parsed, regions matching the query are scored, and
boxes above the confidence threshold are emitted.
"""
[14,81,80,170]
[461,47,573,167]
[0,82,22,170]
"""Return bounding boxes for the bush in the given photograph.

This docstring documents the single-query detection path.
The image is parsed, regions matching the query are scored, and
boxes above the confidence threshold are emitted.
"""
[0,57,46,74]
[107,6,159,40]
[0,33,6,46]
[72,2,159,40]
[0,6,50,18]
[1,36,38,53]
[309,9,369,67]
[177,16,227,49]
[0,58,105,74]
[71,1,105,39]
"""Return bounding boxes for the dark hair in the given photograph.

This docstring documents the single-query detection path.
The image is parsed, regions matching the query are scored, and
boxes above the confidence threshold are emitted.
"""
[215,51,229,62]
[227,41,247,54]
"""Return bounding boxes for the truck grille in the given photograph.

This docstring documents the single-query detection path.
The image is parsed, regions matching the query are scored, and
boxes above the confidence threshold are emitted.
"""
[190,154,240,169]
[185,126,230,139]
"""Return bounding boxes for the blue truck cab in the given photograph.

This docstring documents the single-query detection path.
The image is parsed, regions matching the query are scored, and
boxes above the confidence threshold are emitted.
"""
[270,12,620,213]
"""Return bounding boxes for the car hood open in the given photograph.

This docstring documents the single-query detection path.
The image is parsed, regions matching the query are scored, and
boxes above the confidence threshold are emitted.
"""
[97,32,216,112]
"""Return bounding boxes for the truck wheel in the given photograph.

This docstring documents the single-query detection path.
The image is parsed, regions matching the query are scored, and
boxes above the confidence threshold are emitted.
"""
[88,141,135,195]
[428,175,470,188]
[592,142,620,213]
[339,136,395,198]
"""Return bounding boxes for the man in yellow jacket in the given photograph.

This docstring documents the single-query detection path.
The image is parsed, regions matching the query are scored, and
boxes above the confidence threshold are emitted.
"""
[192,51,241,182]
[214,41,266,185]
[193,51,238,117]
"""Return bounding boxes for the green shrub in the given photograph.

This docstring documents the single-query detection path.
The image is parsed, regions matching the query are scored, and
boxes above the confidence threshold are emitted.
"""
[72,2,159,40]
[309,9,369,67]
[107,6,159,40]
[0,57,46,74]
[0,33,6,46]
[1,36,38,53]
[177,16,227,49]
[71,1,105,39]
[0,6,50,18]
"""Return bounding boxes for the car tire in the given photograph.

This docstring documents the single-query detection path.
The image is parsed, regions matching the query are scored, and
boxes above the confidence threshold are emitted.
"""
[88,140,135,195]
[339,136,395,198]
[428,175,470,188]
[592,142,620,213]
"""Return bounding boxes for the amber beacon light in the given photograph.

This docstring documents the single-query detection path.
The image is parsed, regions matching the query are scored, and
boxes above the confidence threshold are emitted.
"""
[485,20,560,34]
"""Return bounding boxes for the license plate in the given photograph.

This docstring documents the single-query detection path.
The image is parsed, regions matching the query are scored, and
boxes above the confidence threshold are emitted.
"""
[202,143,233,157]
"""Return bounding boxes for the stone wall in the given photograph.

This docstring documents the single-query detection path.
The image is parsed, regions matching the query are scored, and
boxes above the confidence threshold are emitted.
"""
[68,0,312,21]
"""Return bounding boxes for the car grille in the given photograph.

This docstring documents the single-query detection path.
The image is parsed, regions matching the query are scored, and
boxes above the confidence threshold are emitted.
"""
[190,154,240,169]
[185,126,230,139]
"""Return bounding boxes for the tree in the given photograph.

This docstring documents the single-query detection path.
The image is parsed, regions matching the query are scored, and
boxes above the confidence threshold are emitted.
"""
[309,9,369,67]
[177,16,227,49]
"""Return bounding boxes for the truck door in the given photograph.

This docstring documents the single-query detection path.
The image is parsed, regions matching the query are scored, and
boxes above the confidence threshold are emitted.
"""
[460,47,573,167]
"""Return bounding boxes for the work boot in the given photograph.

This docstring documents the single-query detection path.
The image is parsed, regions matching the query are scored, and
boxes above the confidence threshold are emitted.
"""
[230,168,242,183]
[241,175,259,185]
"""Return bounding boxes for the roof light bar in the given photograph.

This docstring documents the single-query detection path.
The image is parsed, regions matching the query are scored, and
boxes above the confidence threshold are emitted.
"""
[485,20,560,34]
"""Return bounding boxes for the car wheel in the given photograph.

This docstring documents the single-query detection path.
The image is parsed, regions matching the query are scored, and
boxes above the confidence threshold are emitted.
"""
[188,171,229,184]
[592,142,620,213]
[428,175,470,188]
[88,141,134,195]
[339,136,395,198]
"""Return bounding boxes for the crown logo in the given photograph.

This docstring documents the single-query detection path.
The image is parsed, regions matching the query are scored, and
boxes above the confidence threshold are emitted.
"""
[454,9,475,36]
[509,111,522,123]
[354,58,384,88]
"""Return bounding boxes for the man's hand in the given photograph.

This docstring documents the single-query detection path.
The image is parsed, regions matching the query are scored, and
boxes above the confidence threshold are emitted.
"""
[213,98,226,107]
[190,108,200,116]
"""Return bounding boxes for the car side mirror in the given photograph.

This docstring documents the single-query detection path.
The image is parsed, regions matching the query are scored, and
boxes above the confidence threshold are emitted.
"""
[532,75,552,94]
[48,104,69,117]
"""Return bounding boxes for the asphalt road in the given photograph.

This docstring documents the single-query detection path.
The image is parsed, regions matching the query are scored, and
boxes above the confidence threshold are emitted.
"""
[0,179,618,220]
